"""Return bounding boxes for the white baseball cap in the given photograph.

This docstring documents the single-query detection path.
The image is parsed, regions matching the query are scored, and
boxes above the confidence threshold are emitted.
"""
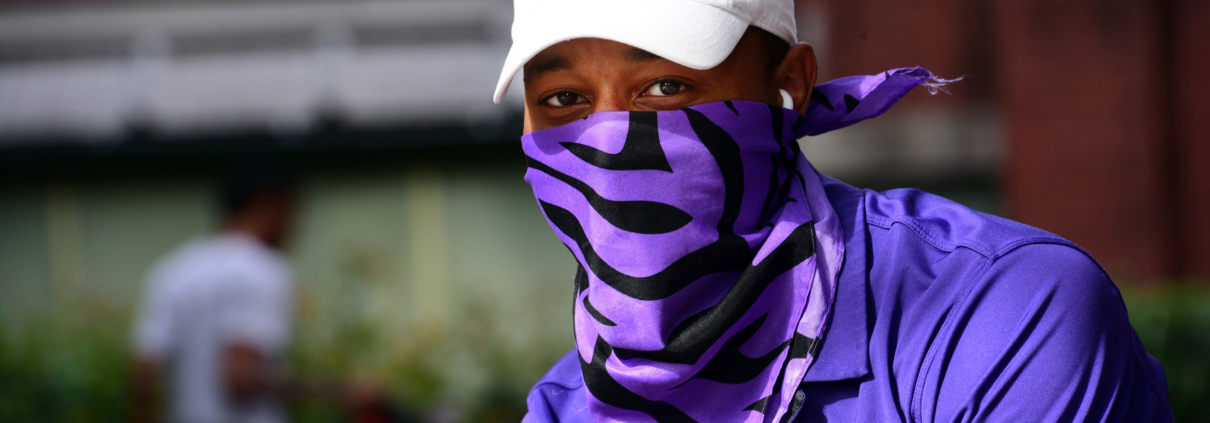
[492,0,798,103]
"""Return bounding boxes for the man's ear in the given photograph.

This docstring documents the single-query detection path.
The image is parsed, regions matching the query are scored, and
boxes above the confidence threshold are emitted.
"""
[777,43,818,115]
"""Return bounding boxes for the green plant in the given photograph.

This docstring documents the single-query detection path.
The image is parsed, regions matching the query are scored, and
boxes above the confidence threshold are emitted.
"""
[1,282,1206,422]
[0,305,133,423]
[1121,282,1210,421]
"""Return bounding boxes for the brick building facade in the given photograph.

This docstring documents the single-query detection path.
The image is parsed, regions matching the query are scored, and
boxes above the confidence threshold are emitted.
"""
[802,0,1209,283]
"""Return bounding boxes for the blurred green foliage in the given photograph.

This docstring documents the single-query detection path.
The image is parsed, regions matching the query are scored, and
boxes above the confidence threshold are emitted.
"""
[1121,282,1210,421]
[285,283,569,423]
[2,283,1207,422]
[0,290,568,423]
[0,303,132,423]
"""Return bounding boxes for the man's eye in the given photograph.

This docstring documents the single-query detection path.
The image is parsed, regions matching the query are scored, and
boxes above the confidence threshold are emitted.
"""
[645,81,685,97]
[545,92,585,107]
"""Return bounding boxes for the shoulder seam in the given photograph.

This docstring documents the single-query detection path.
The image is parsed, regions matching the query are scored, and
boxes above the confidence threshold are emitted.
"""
[989,237,1082,260]
[867,214,1072,262]
[866,215,957,251]
[532,376,584,391]
[532,369,583,389]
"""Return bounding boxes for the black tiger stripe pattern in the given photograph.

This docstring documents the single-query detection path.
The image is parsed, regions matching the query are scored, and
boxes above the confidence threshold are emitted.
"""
[522,100,833,422]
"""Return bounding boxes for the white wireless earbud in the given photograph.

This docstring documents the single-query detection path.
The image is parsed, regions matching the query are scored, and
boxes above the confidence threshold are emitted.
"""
[780,89,794,110]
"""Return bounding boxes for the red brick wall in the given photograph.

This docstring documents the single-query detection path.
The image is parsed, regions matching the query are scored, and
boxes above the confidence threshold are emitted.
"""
[801,0,1209,282]
[992,0,1177,281]
[1175,0,1210,280]
[809,0,991,106]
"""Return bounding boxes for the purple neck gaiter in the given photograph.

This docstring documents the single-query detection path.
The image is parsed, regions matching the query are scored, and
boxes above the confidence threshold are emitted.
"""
[522,68,935,423]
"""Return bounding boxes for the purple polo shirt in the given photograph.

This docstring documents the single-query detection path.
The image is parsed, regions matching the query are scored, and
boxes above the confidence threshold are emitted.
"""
[522,177,1173,422]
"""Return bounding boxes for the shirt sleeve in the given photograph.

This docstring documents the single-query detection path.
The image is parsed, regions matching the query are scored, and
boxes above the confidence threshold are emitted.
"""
[522,350,593,423]
[929,243,1172,422]
[133,272,175,359]
[217,264,291,354]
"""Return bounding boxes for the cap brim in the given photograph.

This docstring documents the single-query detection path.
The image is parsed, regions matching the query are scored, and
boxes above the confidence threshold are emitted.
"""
[493,0,751,104]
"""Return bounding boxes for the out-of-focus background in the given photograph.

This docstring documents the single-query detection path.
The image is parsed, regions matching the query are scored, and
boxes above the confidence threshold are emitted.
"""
[0,0,1206,421]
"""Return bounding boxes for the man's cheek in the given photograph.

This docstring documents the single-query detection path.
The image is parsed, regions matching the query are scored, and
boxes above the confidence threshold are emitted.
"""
[522,106,534,134]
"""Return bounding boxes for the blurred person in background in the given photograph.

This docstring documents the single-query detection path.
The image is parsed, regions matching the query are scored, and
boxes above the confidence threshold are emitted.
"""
[131,165,382,423]
[498,0,1172,421]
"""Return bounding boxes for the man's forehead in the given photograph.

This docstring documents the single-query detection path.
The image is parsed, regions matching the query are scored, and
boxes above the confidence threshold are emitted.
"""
[524,41,667,80]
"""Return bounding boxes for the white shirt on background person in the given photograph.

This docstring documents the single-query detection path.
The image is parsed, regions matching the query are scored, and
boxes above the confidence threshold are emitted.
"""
[134,232,293,423]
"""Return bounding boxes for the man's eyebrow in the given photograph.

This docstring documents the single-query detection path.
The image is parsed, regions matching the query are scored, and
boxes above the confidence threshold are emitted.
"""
[524,55,571,80]
[624,47,664,63]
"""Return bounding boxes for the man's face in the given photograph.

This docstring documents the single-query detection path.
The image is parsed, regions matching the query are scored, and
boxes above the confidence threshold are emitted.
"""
[521,29,814,133]
[246,193,295,249]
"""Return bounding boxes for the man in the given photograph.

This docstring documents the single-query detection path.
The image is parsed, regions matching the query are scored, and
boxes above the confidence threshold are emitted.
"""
[495,0,1172,422]
[132,166,377,423]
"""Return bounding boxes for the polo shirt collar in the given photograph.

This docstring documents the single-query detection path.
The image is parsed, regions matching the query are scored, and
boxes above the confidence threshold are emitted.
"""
[802,176,872,382]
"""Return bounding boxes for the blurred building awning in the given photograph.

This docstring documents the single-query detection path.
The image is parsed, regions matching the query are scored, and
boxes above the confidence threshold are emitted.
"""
[0,0,521,150]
